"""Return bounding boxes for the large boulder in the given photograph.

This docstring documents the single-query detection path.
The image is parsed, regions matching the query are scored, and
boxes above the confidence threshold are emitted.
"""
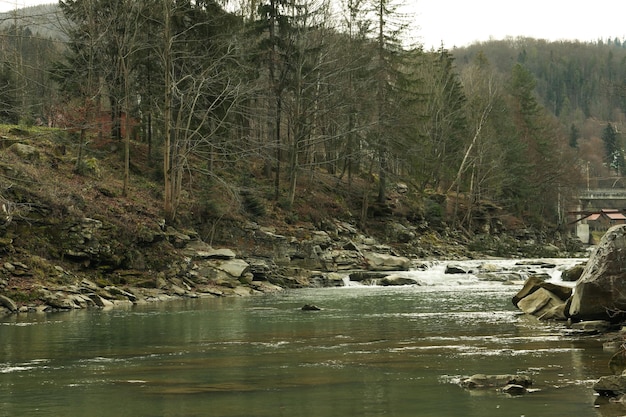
[512,275,571,320]
[364,252,410,271]
[0,294,18,312]
[569,225,626,321]
[512,275,572,306]
[594,371,626,397]
[379,274,420,286]
[516,288,567,320]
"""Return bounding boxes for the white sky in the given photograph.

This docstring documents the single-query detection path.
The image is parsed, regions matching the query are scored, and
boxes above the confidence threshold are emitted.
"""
[1,0,626,50]
[412,0,626,50]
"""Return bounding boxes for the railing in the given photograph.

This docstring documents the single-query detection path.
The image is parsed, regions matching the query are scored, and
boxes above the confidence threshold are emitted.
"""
[579,189,626,200]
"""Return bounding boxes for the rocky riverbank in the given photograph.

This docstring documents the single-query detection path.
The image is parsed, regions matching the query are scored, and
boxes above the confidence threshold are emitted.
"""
[0,127,588,315]
[0,213,587,315]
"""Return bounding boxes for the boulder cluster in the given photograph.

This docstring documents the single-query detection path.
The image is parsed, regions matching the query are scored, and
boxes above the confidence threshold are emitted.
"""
[512,224,626,404]
[0,219,414,314]
[513,224,626,324]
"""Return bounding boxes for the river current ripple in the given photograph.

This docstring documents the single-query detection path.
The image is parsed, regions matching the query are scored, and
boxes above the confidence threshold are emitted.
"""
[1,257,622,417]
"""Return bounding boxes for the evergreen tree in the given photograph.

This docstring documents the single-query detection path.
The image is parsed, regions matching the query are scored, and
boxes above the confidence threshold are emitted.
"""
[602,122,624,175]
[370,0,412,204]
[0,62,17,124]
[569,123,580,148]
[419,46,468,191]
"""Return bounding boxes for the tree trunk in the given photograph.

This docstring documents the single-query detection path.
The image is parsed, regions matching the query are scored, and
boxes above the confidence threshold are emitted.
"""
[163,0,173,221]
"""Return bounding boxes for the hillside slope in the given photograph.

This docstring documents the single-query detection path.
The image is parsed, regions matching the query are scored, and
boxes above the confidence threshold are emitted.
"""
[0,126,584,312]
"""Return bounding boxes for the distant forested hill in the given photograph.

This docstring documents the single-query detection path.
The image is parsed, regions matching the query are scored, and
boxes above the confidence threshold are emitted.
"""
[0,4,64,40]
[454,37,626,126]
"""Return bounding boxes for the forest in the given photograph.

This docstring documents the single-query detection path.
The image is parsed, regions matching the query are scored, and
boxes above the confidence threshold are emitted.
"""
[1,1,626,236]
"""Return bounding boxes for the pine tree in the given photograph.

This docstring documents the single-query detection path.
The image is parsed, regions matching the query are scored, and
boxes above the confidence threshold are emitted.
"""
[602,122,624,175]
[569,123,580,148]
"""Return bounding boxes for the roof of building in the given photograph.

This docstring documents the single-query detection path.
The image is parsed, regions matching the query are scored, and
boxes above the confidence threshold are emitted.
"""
[569,208,626,224]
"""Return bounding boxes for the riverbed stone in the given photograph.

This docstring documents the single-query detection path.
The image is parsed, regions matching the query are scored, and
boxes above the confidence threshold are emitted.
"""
[501,384,527,395]
[0,294,18,312]
[538,303,567,321]
[594,372,626,396]
[561,263,585,282]
[364,252,410,271]
[460,374,532,389]
[445,264,469,274]
[569,224,626,321]
[89,293,114,308]
[194,248,237,260]
[512,275,572,307]
[569,320,611,333]
[517,287,566,319]
[379,275,419,286]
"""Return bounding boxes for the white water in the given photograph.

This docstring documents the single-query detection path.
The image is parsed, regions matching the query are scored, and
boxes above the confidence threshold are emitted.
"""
[343,257,586,287]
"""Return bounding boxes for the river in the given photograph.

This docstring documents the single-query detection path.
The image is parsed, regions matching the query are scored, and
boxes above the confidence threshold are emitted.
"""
[0,258,623,417]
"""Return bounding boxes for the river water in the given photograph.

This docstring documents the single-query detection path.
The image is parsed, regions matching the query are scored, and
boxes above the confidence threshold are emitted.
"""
[1,258,624,417]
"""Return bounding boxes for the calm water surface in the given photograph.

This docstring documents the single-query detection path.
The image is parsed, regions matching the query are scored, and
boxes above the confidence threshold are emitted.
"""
[0,260,622,417]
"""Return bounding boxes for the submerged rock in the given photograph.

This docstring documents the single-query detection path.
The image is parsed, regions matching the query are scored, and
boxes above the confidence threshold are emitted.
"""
[460,374,532,389]
[501,384,527,395]
[594,372,626,396]
[570,320,612,334]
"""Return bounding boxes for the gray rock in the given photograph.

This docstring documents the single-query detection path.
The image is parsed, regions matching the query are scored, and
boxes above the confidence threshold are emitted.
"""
[44,293,77,310]
[165,226,191,248]
[538,303,567,321]
[569,225,626,320]
[501,384,527,395]
[348,271,388,283]
[320,250,364,271]
[104,286,137,302]
[215,259,250,278]
[379,275,419,286]
[512,275,572,307]
[476,272,522,282]
[445,264,469,274]
[0,294,18,312]
[594,372,626,396]
[194,248,237,260]
[570,320,611,333]
[460,374,532,389]
[561,263,585,282]
[364,252,410,271]
[89,294,114,308]
[309,272,346,287]
[517,288,566,319]
[80,279,99,292]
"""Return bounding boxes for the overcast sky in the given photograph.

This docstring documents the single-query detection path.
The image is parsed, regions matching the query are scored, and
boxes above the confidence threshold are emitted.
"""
[2,0,626,50]
[412,0,626,50]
